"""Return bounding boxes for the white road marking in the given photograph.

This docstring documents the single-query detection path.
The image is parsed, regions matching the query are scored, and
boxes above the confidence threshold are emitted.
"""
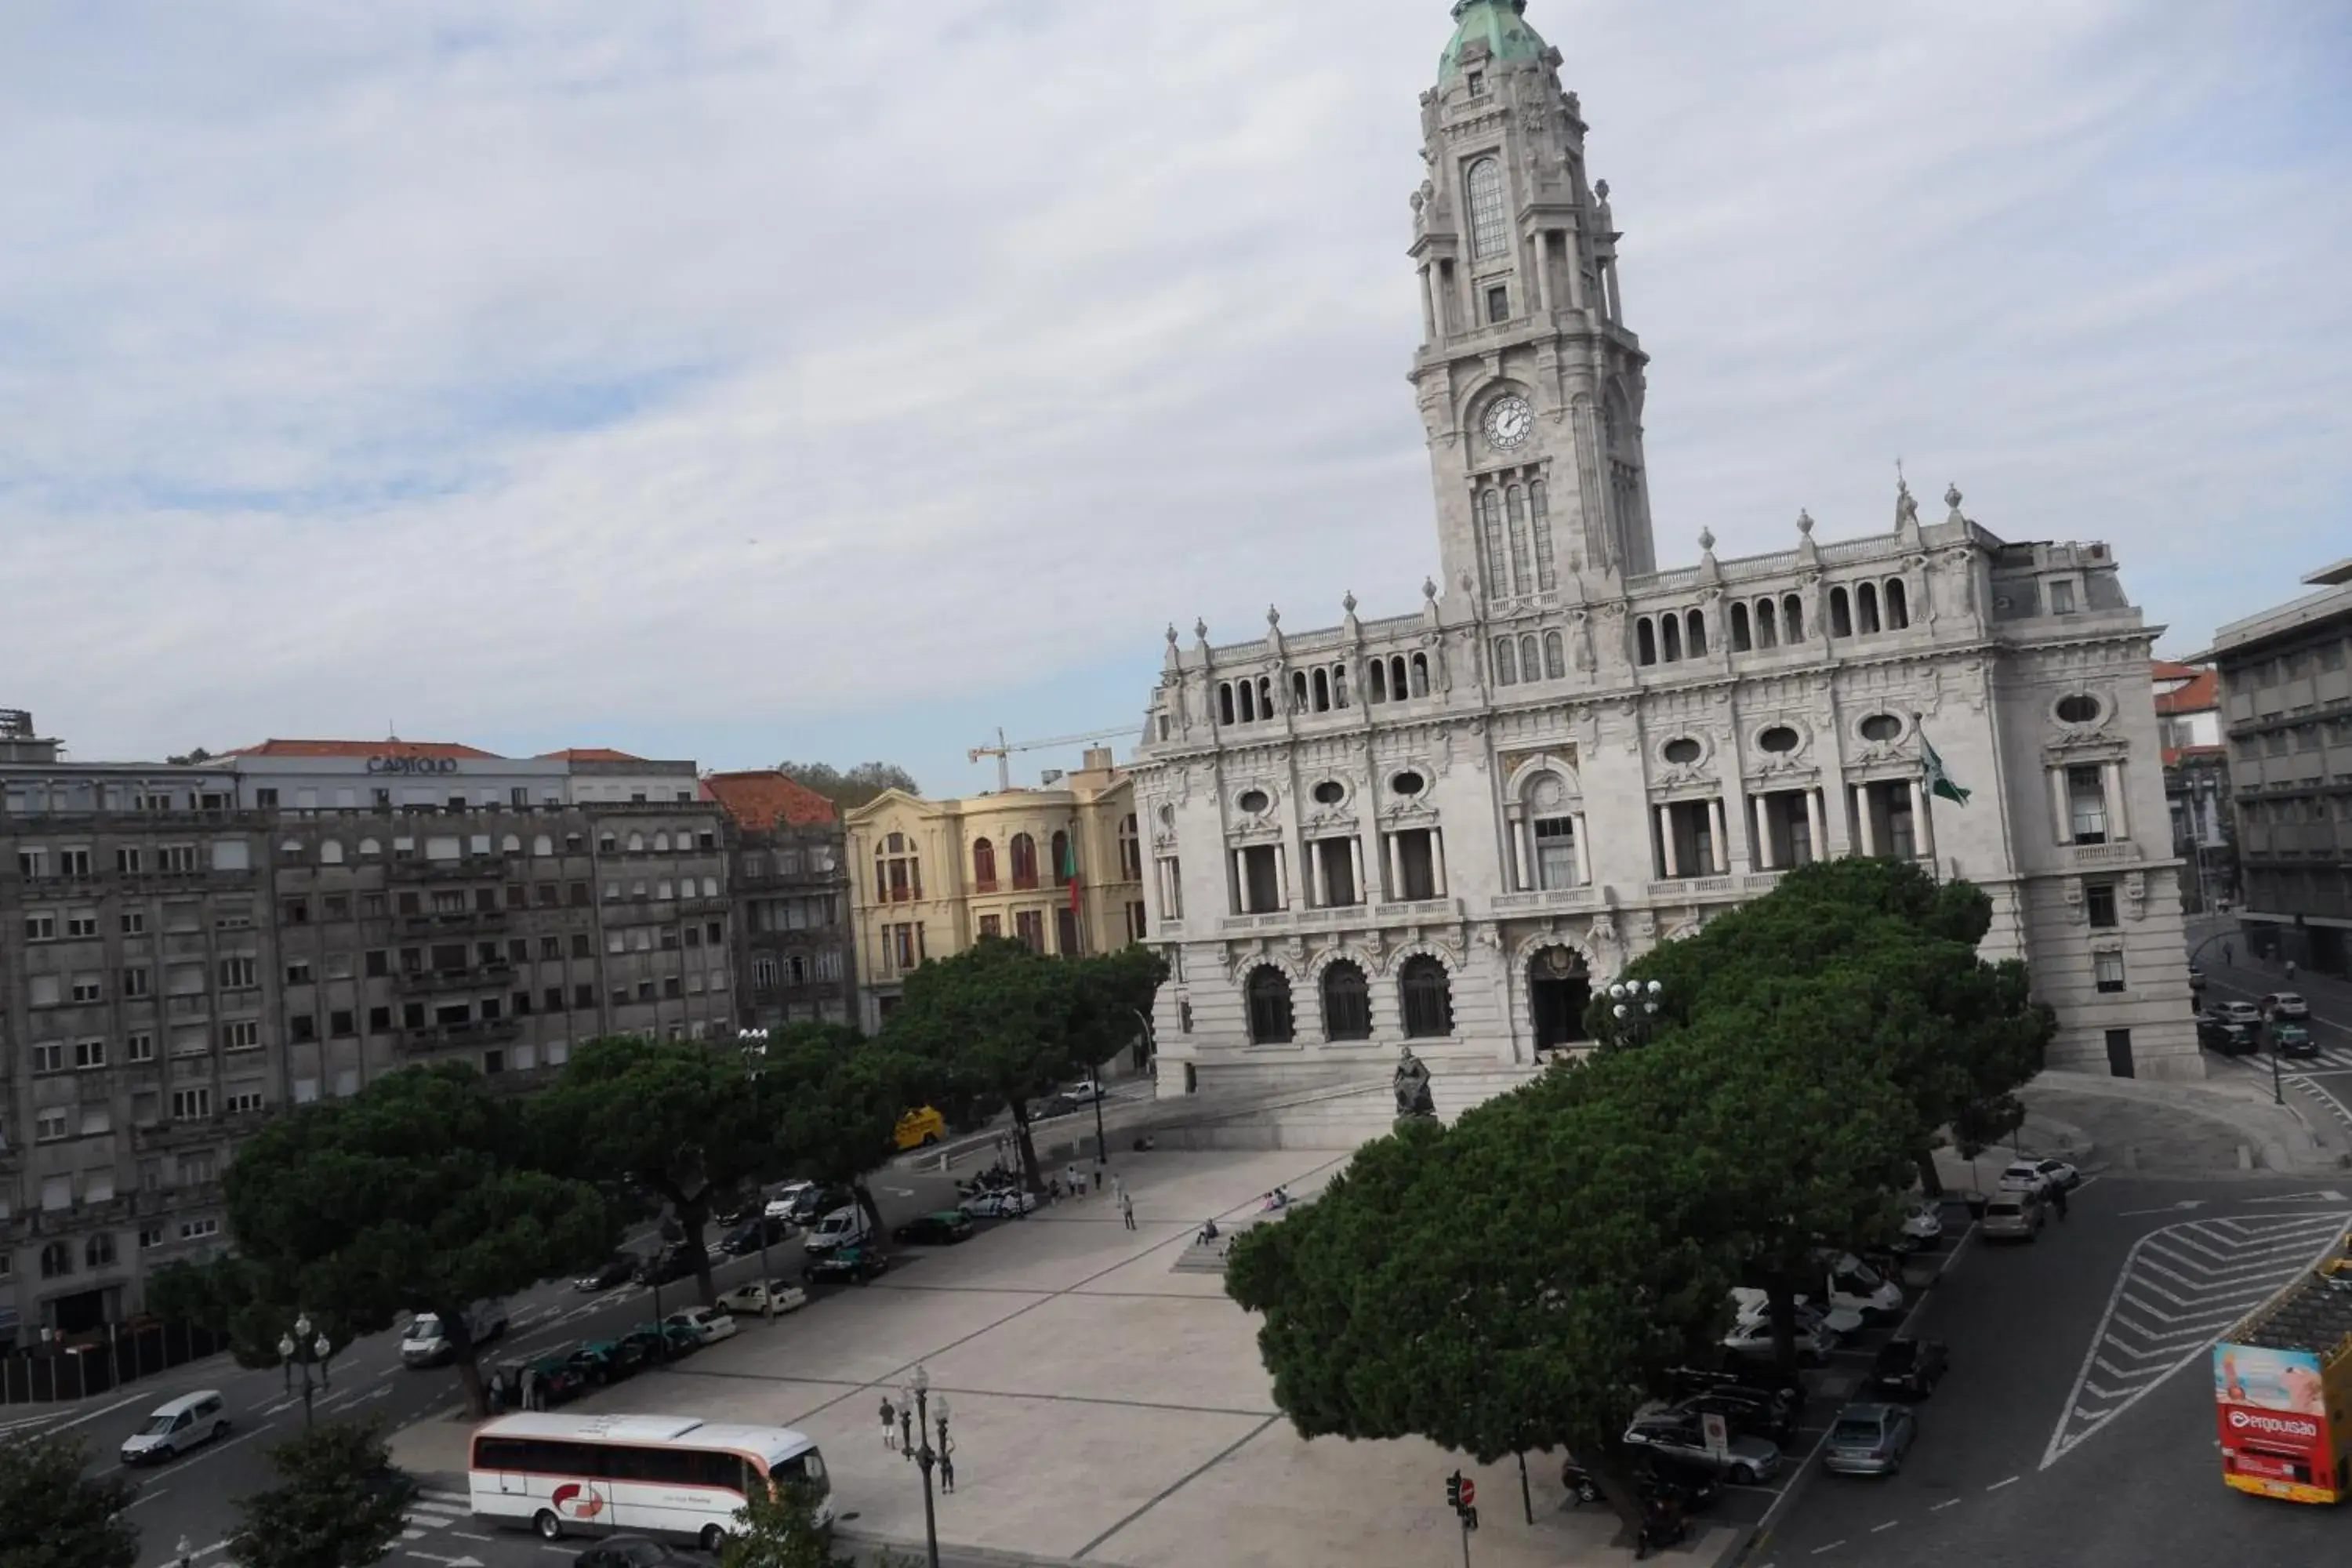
[122,1486,170,1510]
[11,1391,146,1436]
[143,1541,229,1568]
[1870,1519,1899,1532]
[1929,1498,1961,1512]
[1810,1543,1846,1556]
[1987,1475,2018,1491]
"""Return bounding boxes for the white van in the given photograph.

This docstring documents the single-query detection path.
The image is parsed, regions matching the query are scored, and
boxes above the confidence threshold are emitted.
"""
[401,1300,510,1367]
[120,1389,230,1465]
[802,1206,873,1254]
[1820,1252,1905,1321]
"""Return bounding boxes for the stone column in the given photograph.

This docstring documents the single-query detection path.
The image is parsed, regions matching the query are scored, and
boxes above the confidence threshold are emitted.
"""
[1910,779,1934,861]
[1573,812,1591,884]
[2050,768,2072,845]
[1532,232,1553,313]
[1566,242,1588,310]
[1510,818,1530,892]
[1231,848,1249,913]
[1418,265,1437,341]
[1708,797,1730,875]
[1432,829,1449,898]
[1348,837,1366,907]
[1657,804,1679,879]
[1754,796,1776,871]
[1385,833,1403,903]
[1274,844,1290,910]
[1855,786,1878,857]
[1310,840,1330,909]
[1806,788,1827,866]
[2103,760,2129,840]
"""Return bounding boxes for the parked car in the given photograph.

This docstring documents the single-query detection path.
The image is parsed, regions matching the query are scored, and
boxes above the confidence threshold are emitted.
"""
[1065,1079,1109,1102]
[1029,1092,1081,1120]
[1980,1192,2045,1242]
[2187,967,2207,993]
[664,1306,739,1345]
[960,1188,1040,1219]
[894,1105,949,1150]
[1561,1455,1722,1514]
[120,1390,230,1465]
[717,1278,809,1316]
[506,1356,588,1406]
[573,1535,700,1568]
[2271,1022,2319,1059]
[619,1321,700,1361]
[574,1254,640,1293]
[566,1340,641,1386]
[895,1210,978,1246]
[1898,1199,1944,1248]
[633,1244,700,1287]
[400,1301,508,1367]
[1823,1401,1918,1475]
[1621,1414,1782,1485]
[1669,1387,1798,1445]
[1998,1158,2081,1195]
[1817,1252,1904,1321]
[2213,1000,2263,1026]
[720,1215,797,1255]
[1721,1316,1838,1367]
[764,1179,818,1221]
[1730,1288,1863,1338]
[778,1184,852,1226]
[1665,1362,1805,1404]
[2264,992,2311,1021]
[804,1244,889,1284]
[2198,1014,2259,1055]
[804,1205,876,1254]
[1869,1337,1950,1399]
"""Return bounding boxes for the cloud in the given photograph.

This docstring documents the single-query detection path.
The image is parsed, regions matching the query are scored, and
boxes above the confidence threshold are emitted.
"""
[1,0,2343,787]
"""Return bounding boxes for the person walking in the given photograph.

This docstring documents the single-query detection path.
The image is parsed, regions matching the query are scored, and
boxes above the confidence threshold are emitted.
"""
[2049,1180,2069,1221]
[2286,958,2299,982]
[521,1364,539,1413]
[2223,941,2235,966]
[938,1440,956,1494]
[880,1396,898,1452]
[1062,1162,1080,1196]
[1120,1190,1136,1231]
[1109,1173,1124,1206]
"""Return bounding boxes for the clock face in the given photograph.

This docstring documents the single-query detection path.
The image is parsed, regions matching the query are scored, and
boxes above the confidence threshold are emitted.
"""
[1483,395,1534,450]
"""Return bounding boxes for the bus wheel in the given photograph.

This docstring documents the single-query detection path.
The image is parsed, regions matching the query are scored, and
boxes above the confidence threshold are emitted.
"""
[534,1512,564,1542]
[699,1525,728,1553]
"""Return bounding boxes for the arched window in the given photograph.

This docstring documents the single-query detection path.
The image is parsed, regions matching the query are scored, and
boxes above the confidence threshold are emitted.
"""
[1238,681,1256,723]
[1218,683,1236,725]
[1637,617,1657,666]
[1004,833,1036,890]
[1755,598,1778,648]
[533,833,554,855]
[500,833,521,855]
[1505,486,1532,593]
[1258,677,1274,717]
[1291,671,1310,712]
[1782,594,1805,642]
[1399,955,1454,1038]
[1369,660,1389,702]
[1543,630,1566,679]
[1480,489,1508,593]
[1117,813,1142,880]
[1410,653,1430,697]
[318,839,346,864]
[1320,961,1371,1041]
[1332,664,1349,706]
[1730,602,1752,652]
[1465,156,1506,260]
[652,831,670,853]
[358,837,381,858]
[279,837,304,859]
[1857,582,1881,635]
[1519,633,1541,683]
[85,1232,116,1269]
[1494,637,1518,686]
[1829,586,1853,638]
[1530,479,1556,590]
[1661,614,1682,662]
[627,832,646,853]
[1686,609,1707,656]
[972,837,998,891]
[1312,669,1331,712]
[1051,829,1073,887]
[39,1240,71,1279]
[1246,966,1296,1044]
[1885,578,1910,630]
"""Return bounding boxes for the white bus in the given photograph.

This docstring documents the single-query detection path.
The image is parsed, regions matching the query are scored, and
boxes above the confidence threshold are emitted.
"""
[469,1412,831,1549]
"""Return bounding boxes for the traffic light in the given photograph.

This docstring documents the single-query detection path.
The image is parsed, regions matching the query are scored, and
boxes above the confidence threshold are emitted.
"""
[1445,1471,1462,1508]
[1463,1505,1479,1531]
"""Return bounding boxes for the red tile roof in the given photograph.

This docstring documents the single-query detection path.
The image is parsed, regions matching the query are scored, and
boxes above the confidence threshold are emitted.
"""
[538,748,644,762]
[223,739,500,760]
[2155,668,2219,717]
[2151,659,2204,681]
[702,771,839,829]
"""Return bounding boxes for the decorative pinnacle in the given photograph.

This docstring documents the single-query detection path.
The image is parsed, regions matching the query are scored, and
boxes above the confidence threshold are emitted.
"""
[1697,528,1715,554]
[1342,590,1358,615]
[1944,483,1964,510]
[1193,617,1208,641]
[1795,509,1814,535]
[1423,575,1439,601]
[1165,622,1179,646]
[1266,604,1281,628]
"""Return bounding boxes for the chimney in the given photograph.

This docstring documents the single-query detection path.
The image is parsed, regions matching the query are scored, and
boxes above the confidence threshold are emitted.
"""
[1081,746,1114,771]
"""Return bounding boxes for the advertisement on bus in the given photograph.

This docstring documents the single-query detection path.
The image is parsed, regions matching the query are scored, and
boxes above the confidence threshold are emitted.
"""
[2216,1343,2338,1504]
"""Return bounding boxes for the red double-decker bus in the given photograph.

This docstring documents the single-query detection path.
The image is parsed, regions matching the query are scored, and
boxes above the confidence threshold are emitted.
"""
[2216,1237,2352,1504]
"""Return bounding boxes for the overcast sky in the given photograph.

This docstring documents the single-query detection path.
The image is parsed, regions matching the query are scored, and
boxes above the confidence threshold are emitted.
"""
[5,1,2345,795]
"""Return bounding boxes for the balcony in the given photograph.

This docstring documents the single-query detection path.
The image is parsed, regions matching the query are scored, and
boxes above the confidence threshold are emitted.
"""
[2069,842,2139,867]
[390,858,506,883]
[1645,876,1737,898]
[394,963,515,996]
[1491,886,1600,913]
[397,1017,521,1052]
[401,909,507,935]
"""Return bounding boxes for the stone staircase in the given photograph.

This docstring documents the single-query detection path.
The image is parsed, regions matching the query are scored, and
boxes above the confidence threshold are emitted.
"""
[1151,1064,1546,1154]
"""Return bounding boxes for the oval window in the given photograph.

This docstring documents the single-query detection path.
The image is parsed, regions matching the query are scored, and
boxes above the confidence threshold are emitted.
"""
[1156,804,1175,829]
[1757,724,1800,754]
[1237,788,1271,814]
[1312,780,1346,806]
[1391,771,1426,797]
[1859,713,1903,742]
[1662,737,1702,765]
[2055,694,2101,724]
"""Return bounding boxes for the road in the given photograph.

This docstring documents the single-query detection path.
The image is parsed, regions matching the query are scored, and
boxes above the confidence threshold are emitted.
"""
[2191,917,2352,1142]
[1,1094,1152,1568]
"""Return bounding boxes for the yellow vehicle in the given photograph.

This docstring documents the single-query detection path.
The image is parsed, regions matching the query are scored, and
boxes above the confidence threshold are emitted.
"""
[894,1106,946,1151]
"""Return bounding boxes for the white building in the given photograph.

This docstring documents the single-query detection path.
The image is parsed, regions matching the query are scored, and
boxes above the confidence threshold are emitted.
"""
[1131,0,2196,1105]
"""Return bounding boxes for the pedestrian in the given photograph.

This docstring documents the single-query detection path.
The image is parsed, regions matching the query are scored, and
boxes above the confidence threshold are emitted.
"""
[1109,1173,1124,1206]
[2287,959,2299,982]
[2224,942,2234,966]
[521,1364,539,1413]
[1120,1191,1136,1231]
[2049,1181,2069,1221]
[880,1396,898,1452]
[1062,1162,1079,1196]
[938,1441,956,1494]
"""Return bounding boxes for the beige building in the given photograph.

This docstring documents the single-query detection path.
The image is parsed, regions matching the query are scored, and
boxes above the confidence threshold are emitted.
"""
[845,750,1144,1029]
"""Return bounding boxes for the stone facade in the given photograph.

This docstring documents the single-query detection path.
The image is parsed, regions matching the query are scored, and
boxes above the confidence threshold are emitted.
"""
[1130,2,2196,1100]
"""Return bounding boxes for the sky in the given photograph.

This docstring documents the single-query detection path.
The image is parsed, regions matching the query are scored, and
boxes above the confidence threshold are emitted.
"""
[4,0,2346,797]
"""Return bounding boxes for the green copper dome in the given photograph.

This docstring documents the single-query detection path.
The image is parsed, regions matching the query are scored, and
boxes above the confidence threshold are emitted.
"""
[1438,0,1548,85]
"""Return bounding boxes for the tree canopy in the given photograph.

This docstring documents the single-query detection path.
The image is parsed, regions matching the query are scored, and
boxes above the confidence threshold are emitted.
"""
[223,1063,615,1414]
[227,1417,412,1568]
[717,1482,858,1568]
[755,1023,931,1232]
[0,1430,140,1568]
[880,938,1164,1189]
[772,760,921,810]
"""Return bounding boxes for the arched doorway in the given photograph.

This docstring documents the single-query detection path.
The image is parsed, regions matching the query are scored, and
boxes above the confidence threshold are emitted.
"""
[1528,946,1592,1051]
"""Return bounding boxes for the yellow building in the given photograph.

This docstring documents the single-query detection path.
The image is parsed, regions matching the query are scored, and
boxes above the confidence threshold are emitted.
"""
[844,748,1144,1029]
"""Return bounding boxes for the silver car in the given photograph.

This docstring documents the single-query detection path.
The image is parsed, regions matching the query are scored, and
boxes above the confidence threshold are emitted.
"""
[1980,1192,2045,1242]
[1621,1414,1783,1485]
[1824,1401,1917,1475]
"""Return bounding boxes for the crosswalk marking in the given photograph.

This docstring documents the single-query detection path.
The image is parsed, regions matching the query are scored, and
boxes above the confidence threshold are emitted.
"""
[2041,1210,2348,1470]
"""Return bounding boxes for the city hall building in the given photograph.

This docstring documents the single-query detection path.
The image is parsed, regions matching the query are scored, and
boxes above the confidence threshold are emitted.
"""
[1131,1,2196,1107]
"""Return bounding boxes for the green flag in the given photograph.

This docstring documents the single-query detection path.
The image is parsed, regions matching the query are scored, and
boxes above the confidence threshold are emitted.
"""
[1922,733,1970,805]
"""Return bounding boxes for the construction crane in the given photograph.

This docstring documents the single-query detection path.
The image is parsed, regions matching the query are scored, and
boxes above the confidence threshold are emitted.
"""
[969,724,1134,793]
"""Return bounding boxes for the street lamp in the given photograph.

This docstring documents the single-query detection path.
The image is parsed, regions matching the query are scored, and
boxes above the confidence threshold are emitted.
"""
[1606,978,1664,1047]
[895,1363,953,1568]
[278,1314,333,1428]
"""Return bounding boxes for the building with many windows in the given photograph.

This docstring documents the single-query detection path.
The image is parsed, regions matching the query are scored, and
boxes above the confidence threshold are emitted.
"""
[0,724,736,1343]
[703,771,854,1029]
[2154,661,2237,915]
[1128,1,2196,1109]
[844,750,1144,1030]
[2198,559,2352,975]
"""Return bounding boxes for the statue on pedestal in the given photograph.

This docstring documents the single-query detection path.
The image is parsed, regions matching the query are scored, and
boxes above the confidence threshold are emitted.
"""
[1394,1046,1437,1127]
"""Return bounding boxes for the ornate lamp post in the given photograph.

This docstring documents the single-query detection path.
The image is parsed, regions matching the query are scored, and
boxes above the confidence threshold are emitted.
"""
[895,1363,953,1568]
[278,1314,334,1428]
[1606,978,1664,1047]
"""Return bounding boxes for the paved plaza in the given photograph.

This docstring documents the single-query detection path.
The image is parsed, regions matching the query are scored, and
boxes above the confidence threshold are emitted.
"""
[394,1145,1738,1566]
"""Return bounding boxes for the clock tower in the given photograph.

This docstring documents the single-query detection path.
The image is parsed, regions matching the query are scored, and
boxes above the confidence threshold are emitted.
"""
[1408,0,1657,612]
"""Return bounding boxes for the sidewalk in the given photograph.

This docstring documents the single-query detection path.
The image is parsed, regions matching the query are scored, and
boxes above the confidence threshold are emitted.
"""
[2011,1069,2352,1177]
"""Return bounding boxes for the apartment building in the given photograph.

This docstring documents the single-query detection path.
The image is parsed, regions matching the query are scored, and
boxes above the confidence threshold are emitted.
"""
[0,727,736,1343]
[702,771,855,1029]
[2154,661,2237,914]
